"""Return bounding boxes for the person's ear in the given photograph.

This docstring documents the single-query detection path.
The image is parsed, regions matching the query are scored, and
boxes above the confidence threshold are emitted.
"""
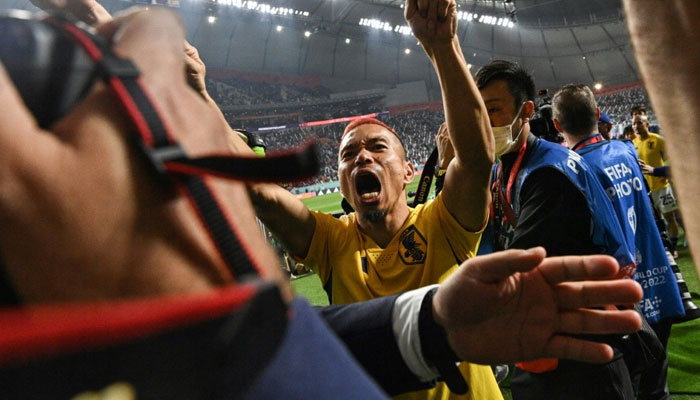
[404,161,415,185]
[522,101,536,122]
[553,118,564,133]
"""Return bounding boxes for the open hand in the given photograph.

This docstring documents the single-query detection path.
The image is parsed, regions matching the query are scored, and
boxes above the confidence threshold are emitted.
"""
[434,247,643,364]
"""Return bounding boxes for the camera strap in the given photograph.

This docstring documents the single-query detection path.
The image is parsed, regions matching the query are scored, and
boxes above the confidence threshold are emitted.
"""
[45,15,319,282]
[411,146,438,207]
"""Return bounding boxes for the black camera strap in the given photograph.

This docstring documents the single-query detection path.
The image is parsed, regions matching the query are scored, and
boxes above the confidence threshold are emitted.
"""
[45,16,319,282]
[411,146,438,207]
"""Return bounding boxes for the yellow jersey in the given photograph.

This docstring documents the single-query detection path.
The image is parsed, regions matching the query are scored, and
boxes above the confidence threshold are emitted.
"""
[633,133,669,191]
[302,193,502,400]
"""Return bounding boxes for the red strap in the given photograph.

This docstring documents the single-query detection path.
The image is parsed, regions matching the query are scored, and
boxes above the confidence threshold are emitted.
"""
[572,134,604,152]
[516,358,559,373]
[506,141,528,204]
[0,284,258,366]
[493,141,527,227]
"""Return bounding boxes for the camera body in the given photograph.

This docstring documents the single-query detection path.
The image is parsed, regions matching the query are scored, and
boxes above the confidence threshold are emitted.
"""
[0,11,98,128]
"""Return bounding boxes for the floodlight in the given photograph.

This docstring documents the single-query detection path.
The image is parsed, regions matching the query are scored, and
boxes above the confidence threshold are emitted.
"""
[345,38,351,44]
[594,83,603,90]
[276,25,283,32]
[304,30,311,37]
[207,15,216,24]
[404,48,411,54]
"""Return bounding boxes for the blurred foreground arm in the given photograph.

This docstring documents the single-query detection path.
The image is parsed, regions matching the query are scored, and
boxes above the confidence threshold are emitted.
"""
[30,0,112,25]
[324,247,642,395]
[623,1,700,276]
[0,9,288,302]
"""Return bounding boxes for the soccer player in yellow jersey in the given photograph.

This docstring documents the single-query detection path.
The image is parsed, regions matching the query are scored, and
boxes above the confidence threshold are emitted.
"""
[247,0,501,397]
[631,108,683,257]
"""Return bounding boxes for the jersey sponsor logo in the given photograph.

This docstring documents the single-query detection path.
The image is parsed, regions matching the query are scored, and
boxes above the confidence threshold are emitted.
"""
[398,225,427,265]
[648,142,655,150]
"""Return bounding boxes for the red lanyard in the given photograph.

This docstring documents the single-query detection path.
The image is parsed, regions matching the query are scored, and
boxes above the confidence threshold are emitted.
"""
[572,134,604,152]
[493,141,528,226]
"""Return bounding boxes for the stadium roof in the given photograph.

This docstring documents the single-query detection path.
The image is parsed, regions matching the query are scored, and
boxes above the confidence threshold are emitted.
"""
[8,0,638,92]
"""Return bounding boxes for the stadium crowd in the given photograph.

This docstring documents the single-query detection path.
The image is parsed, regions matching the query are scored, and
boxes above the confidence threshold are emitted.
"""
[256,109,445,186]
[596,85,655,131]
[206,76,330,106]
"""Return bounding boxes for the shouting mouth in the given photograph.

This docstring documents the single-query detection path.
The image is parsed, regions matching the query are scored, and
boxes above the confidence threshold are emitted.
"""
[355,172,382,204]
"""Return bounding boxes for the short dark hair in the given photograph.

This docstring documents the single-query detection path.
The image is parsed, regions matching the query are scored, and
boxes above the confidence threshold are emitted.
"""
[475,60,536,112]
[552,84,598,137]
[630,105,646,117]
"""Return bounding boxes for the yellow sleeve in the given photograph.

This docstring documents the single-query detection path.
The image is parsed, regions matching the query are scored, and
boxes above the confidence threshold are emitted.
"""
[298,211,344,286]
[426,192,485,263]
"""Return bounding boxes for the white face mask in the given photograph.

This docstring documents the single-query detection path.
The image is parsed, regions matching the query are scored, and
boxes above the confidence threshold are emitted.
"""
[493,104,526,157]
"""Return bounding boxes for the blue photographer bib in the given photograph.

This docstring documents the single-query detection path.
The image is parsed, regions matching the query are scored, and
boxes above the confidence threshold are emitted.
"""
[574,135,684,323]
[483,137,635,270]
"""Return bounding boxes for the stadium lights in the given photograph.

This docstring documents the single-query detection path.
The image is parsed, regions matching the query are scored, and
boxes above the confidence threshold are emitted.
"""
[304,30,311,37]
[594,83,603,90]
[359,18,393,32]
[276,25,283,32]
[358,18,413,35]
[207,15,216,23]
[358,10,514,36]
[404,48,411,55]
[394,25,412,35]
[345,38,351,44]
[455,11,514,28]
[215,0,309,18]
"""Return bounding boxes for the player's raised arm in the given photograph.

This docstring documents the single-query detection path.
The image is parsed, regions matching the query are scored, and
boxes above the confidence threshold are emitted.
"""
[405,0,493,232]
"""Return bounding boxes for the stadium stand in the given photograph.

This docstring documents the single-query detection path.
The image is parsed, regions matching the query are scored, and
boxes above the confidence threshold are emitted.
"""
[595,83,656,135]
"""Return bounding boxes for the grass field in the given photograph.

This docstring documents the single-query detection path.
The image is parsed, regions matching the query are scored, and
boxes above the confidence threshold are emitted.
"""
[292,188,700,398]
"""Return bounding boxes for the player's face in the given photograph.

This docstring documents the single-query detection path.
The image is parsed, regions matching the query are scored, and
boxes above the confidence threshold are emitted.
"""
[633,115,648,135]
[338,124,414,221]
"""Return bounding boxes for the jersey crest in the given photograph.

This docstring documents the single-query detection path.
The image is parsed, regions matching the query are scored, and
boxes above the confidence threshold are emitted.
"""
[398,225,427,265]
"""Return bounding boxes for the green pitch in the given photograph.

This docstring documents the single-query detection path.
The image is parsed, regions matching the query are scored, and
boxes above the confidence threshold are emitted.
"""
[301,175,434,213]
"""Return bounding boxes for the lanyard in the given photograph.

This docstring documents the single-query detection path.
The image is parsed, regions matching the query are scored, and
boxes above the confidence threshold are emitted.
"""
[492,141,527,227]
[572,133,604,152]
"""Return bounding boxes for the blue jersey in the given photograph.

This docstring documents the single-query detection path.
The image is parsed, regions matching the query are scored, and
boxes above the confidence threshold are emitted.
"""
[484,137,635,270]
[574,135,685,323]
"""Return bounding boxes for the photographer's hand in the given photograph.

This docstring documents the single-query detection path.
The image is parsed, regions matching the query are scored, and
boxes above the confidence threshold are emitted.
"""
[436,122,455,169]
[0,9,289,303]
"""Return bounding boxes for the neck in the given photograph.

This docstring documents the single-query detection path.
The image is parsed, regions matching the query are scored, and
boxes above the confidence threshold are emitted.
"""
[640,130,650,139]
[356,198,410,248]
[562,131,596,149]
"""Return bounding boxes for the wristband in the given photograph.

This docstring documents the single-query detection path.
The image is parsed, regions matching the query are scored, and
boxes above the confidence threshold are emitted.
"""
[418,288,468,394]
